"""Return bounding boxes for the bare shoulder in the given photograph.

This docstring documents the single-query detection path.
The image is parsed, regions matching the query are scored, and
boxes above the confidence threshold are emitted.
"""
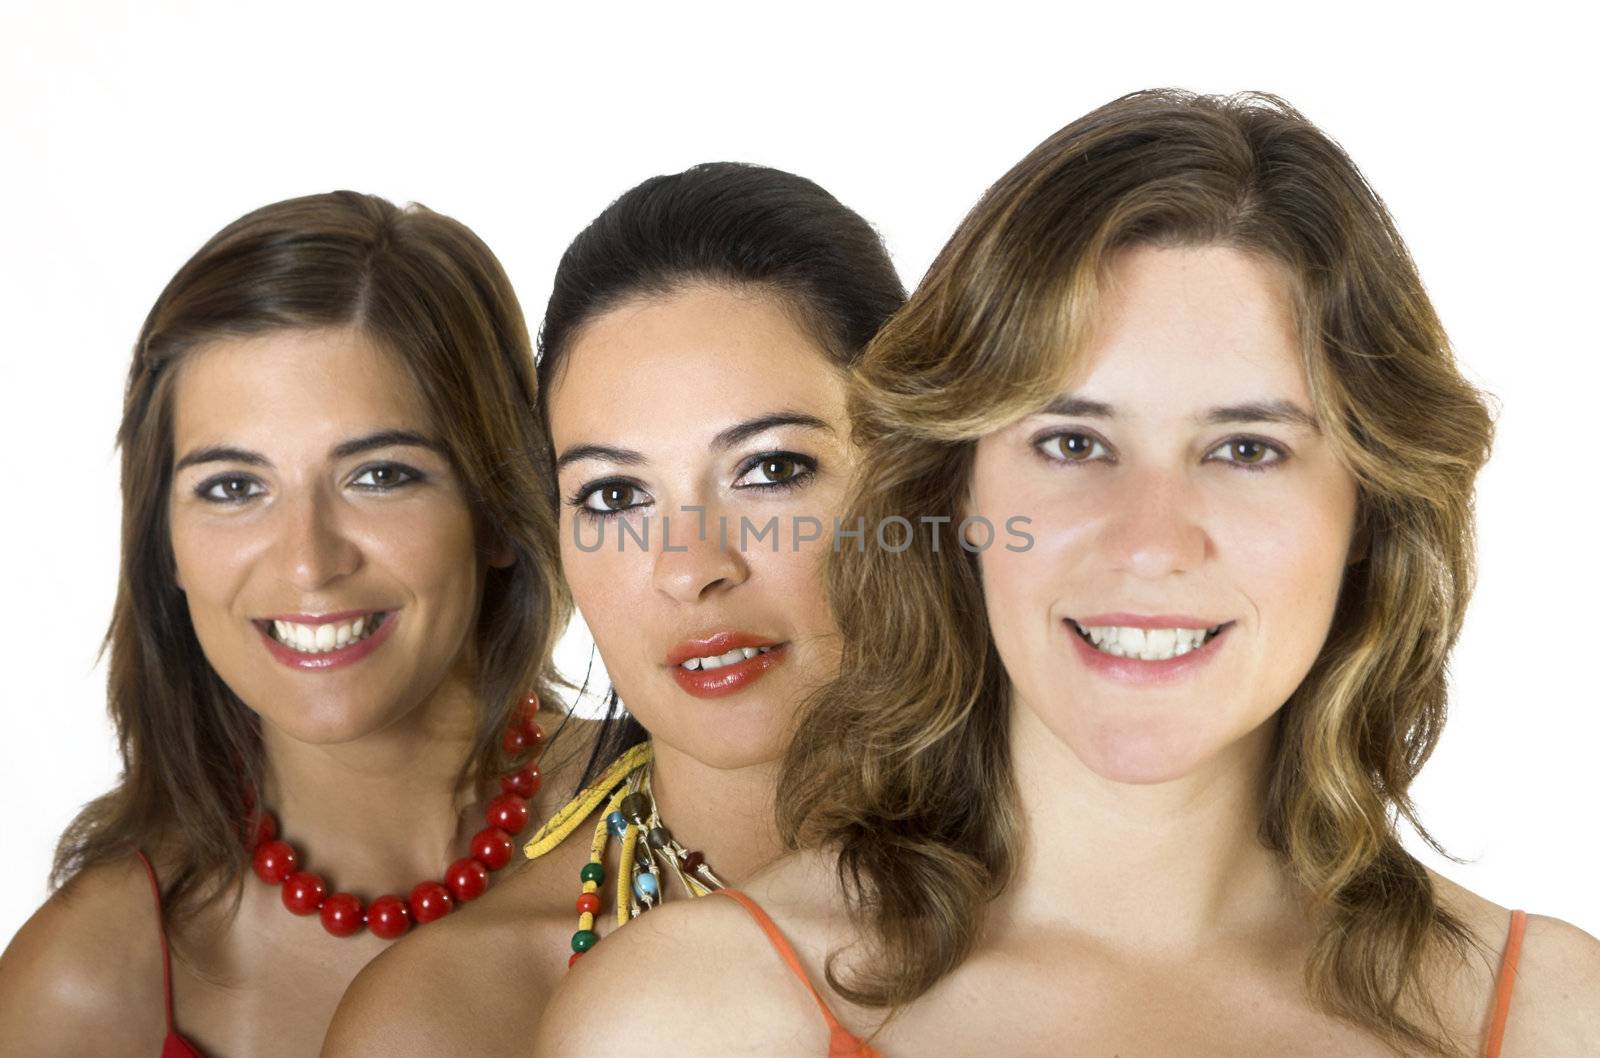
[1502,913,1600,1055]
[322,880,548,1058]
[1427,869,1600,1054]
[0,857,168,1057]
[533,880,828,1058]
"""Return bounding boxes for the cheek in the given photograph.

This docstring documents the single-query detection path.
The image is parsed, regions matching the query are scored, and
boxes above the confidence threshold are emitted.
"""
[559,529,648,659]
[168,512,262,610]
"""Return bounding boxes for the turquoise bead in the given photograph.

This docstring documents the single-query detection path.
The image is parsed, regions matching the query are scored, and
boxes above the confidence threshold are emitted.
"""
[606,811,628,837]
[633,871,660,901]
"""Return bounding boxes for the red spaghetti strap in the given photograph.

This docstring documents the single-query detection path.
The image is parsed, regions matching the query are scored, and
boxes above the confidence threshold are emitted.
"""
[1482,909,1528,1058]
[711,889,885,1057]
[131,850,177,1037]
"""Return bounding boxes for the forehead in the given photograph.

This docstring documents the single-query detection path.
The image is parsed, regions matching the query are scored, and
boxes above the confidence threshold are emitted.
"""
[548,285,845,448]
[1073,244,1307,408]
[171,326,432,446]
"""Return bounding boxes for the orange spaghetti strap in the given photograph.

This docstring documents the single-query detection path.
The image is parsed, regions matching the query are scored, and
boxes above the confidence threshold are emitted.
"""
[711,889,885,1058]
[131,849,178,1038]
[1482,909,1528,1058]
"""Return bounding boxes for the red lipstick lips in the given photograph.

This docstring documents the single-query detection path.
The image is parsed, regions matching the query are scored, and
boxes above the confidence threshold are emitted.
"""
[667,631,787,699]
[256,610,397,672]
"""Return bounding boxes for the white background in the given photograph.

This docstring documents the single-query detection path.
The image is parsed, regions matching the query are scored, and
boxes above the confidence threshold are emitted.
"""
[2,2,1595,950]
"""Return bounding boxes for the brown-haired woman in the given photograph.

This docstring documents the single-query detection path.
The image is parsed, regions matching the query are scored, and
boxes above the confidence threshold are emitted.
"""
[320,162,906,1057]
[534,93,1600,1058]
[0,191,576,1057]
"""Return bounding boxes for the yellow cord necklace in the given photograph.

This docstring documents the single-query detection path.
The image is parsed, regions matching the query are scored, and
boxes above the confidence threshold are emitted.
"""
[521,740,726,966]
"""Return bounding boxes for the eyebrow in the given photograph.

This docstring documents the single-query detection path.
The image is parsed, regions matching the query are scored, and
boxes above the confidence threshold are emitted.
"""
[1038,395,1321,432]
[173,429,442,472]
[555,412,834,471]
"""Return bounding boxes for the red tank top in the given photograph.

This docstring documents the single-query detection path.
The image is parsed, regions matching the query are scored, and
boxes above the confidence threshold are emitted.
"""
[714,889,1529,1058]
[132,850,208,1058]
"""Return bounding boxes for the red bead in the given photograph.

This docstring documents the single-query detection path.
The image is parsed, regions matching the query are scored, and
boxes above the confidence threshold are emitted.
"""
[502,726,529,754]
[471,827,514,871]
[500,764,541,798]
[320,892,364,937]
[568,950,583,968]
[576,892,601,915]
[445,857,489,903]
[366,895,412,940]
[409,881,453,923]
[683,850,705,874]
[252,840,298,884]
[485,793,529,833]
[281,871,327,915]
[521,713,545,746]
[250,811,278,851]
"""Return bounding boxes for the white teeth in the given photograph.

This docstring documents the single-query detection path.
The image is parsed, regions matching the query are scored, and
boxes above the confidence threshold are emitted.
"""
[271,613,384,655]
[1073,621,1221,661]
[679,645,778,671]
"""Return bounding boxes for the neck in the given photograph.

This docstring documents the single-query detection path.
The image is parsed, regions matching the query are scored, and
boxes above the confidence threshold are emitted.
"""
[646,739,785,886]
[998,699,1312,954]
[257,673,484,894]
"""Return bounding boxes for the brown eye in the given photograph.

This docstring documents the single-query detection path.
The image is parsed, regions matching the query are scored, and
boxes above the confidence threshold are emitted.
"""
[1208,437,1285,469]
[735,452,816,489]
[759,458,797,483]
[577,481,648,516]
[599,485,636,510]
[1038,432,1105,463]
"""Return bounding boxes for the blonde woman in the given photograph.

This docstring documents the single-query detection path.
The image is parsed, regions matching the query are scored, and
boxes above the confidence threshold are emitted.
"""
[535,93,1600,1057]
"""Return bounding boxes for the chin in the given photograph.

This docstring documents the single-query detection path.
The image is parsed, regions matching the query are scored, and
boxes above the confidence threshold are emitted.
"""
[1075,719,1214,786]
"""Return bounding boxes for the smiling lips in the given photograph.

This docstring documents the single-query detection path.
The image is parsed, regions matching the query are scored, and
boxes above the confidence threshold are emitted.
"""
[256,610,396,671]
[1066,613,1235,684]
[667,632,787,699]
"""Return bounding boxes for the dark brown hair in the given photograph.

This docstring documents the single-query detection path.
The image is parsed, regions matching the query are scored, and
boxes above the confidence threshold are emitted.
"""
[52,191,568,920]
[780,91,1496,1058]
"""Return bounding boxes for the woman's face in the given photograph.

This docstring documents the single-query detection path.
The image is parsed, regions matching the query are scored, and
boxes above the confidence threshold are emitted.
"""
[549,285,851,771]
[968,245,1360,784]
[167,326,498,744]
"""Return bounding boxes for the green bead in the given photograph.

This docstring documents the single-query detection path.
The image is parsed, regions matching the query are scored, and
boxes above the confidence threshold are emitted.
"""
[571,929,598,952]
[580,862,605,885]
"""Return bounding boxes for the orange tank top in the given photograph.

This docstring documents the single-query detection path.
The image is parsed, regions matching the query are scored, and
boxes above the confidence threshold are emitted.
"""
[712,889,884,1058]
[715,889,1529,1058]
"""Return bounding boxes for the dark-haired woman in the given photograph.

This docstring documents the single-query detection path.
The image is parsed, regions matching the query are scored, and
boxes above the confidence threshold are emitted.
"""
[320,163,905,1057]
[535,95,1600,1057]
[0,192,576,1057]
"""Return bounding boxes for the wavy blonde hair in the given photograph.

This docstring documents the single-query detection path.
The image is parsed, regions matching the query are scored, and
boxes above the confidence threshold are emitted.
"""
[778,90,1497,1058]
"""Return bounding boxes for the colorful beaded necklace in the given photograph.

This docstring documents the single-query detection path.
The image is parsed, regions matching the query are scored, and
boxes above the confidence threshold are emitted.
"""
[521,740,725,966]
[246,695,547,940]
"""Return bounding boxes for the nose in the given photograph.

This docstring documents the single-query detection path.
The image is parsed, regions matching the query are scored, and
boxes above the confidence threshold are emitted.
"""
[272,487,361,590]
[650,508,750,603]
[1098,466,1210,578]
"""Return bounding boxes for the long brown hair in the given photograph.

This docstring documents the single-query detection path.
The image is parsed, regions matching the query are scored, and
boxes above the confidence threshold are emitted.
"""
[53,191,568,920]
[779,91,1496,1058]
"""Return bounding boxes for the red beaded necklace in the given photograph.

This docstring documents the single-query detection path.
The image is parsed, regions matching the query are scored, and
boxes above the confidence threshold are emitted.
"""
[247,699,546,940]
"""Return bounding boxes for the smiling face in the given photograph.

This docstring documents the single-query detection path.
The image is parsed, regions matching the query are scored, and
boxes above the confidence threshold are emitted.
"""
[167,326,498,744]
[967,244,1360,784]
[549,284,851,771]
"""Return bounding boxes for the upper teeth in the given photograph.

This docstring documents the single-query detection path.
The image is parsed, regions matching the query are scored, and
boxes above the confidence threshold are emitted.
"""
[272,614,383,654]
[680,645,774,671]
[1072,622,1220,661]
